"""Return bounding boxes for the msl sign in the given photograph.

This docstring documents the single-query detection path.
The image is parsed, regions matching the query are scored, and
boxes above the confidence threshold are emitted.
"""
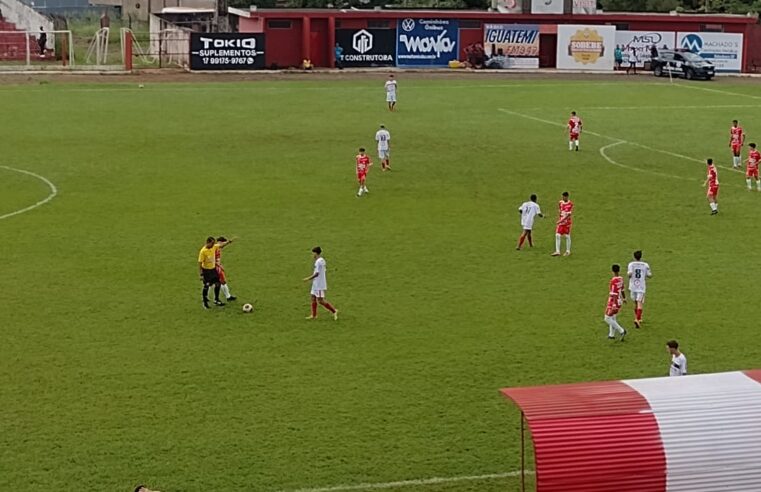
[190,33,265,70]
[336,29,396,67]
[396,18,459,67]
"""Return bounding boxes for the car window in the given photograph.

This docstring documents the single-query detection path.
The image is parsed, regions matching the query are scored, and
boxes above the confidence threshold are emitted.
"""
[674,54,684,61]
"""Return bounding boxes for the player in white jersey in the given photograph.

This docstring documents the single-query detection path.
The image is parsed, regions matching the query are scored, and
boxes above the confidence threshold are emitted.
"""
[627,250,652,329]
[667,340,687,376]
[303,246,338,320]
[516,194,543,250]
[375,124,391,171]
[384,74,397,112]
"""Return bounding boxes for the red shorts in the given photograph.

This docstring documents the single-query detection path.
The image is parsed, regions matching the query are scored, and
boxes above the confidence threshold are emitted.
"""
[707,186,719,198]
[556,223,571,235]
[216,265,227,284]
[732,143,742,155]
[357,172,366,182]
[569,133,580,141]
[747,168,759,179]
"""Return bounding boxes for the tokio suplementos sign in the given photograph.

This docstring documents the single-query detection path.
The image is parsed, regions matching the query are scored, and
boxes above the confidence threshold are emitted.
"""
[190,33,265,70]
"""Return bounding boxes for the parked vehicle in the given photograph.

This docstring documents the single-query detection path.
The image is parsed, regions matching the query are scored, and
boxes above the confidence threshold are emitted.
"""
[651,49,715,80]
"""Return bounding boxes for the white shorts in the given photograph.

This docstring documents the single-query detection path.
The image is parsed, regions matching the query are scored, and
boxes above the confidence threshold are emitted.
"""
[521,222,534,231]
[311,288,326,298]
[378,149,390,160]
[631,291,646,303]
[386,93,396,103]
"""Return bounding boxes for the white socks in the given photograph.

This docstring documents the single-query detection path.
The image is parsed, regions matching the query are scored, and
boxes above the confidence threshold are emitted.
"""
[749,179,753,190]
[748,179,761,190]
[710,202,718,212]
[221,284,231,299]
[565,235,571,253]
[569,141,573,150]
[358,187,364,195]
[604,315,625,337]
[734,156,740,167]
[363,186,368,193]
[555,233,561,253]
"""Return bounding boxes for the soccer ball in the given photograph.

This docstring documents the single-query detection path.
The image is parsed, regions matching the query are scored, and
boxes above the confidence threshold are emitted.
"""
[242,303,254,313]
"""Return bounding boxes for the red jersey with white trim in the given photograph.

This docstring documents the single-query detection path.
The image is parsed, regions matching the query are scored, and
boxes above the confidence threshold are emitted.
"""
[356,154,371,174]
[748,150,761,171]
[707,165,719,187]
[557,200,574,226]
[215,245,222,267]
[568,116,582,136]
[730,126,744,145]
[608,276,624,304]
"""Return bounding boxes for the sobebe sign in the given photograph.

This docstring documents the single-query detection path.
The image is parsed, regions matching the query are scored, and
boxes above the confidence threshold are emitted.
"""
[396,18,459,67]
[190,33,265,70]
[677,32,743,73]
[556,25,615,71]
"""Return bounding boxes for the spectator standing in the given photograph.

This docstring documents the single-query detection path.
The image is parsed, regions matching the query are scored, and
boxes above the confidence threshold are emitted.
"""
[38,27,47,56]
[667,340,687,377]
[614,45,623,70]
[334,42,343,69]
[650,44,658,60]
[627,48,638,75]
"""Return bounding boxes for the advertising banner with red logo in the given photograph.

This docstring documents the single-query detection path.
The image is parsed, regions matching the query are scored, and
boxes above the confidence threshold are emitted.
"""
[556,25,615,71]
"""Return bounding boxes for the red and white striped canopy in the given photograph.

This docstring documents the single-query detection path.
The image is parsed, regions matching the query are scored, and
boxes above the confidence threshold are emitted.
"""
[501,370,761,492]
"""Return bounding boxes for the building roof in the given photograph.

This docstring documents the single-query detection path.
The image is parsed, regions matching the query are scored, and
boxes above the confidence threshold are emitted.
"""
[229,7,758,23]
[500,370,761,492]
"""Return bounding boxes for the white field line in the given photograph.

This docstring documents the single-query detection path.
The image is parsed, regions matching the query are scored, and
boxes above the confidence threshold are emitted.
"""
[285,470,531,492]
[0,165,58,220]
[673,83,761,101]
[546,104,761,111]
[497,108,742,175]
[0,81,650,94]
[599,141,698,182]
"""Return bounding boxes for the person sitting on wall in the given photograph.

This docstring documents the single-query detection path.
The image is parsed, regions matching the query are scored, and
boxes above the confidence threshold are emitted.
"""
[302,58,313,70]
[485,48,507,69]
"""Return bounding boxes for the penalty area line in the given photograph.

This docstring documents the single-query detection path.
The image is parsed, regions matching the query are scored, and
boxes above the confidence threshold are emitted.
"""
[283,470,532,492]
[0,165,58,221]
[497,108,742,175]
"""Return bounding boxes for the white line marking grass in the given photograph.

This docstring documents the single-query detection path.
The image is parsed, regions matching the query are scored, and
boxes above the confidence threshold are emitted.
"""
[497,108,742,176]
[673,83,761,101]
[285,470,531,492]
[0,165,58,220]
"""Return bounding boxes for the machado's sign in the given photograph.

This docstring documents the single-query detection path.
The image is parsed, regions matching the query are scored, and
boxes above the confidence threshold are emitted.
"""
[677,32,743,73]
[336,29,396,67]
[190,33,265,70]
[396,18,459,67]
[556,25,615,71]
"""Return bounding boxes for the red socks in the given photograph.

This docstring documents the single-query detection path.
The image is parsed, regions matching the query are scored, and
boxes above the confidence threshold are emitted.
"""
[311,300,318,317]
[323,302,336,313]
[635,308,643,321]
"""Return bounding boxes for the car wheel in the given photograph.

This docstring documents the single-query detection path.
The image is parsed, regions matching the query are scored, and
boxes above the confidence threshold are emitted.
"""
[654,65,663,77]
[685,68,695,80]
[705,75,713,81]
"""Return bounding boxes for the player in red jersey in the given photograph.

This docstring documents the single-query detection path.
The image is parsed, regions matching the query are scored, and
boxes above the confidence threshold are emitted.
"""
[355,147,372,197]
[215,236,236,301]
[604,264,627,341]
[551,192,573,257]
[568,111,582,151]
[746,143,761,191]
[730,120,745,169]
[704,158,720,215]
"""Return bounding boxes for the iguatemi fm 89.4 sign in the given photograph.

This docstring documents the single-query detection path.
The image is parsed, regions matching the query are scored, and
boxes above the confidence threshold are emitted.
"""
[190,33,266,70]
[396,18,459,67]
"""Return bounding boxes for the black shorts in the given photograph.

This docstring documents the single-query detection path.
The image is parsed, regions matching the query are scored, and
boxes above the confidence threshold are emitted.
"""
[202,268,220,285]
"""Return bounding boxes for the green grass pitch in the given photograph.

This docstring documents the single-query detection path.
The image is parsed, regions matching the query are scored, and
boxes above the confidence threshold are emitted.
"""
[1,76,760,491]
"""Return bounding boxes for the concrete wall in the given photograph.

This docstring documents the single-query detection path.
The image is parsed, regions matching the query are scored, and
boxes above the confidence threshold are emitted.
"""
[0,0,54,45]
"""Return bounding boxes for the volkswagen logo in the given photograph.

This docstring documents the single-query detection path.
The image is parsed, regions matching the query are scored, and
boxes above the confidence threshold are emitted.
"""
[681,34,703,53]
[401,18,415,32]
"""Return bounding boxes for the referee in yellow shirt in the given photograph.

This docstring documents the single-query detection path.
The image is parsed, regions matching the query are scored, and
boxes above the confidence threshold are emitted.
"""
[198,236,224,309]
